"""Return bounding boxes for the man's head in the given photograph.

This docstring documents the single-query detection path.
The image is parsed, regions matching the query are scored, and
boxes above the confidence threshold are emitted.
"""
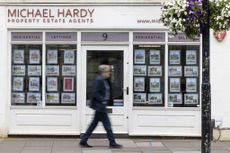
[98,65,111,79]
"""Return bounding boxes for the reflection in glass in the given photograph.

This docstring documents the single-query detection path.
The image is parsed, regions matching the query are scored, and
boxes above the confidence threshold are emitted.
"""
[87,51,124,107]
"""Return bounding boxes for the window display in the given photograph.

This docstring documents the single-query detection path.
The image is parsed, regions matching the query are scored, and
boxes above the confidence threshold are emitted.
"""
[64,50,75,64]
[29,49,40,64]
[186,78,197,92]
[148,66,162,76]
[134,49,145,64]
[11,44,42,105]
[168,45,200,107]
[28,65,42,76]
[133,93,146,104]
[29,77,40,91]
[184,94,199,104]
[149,50,160,64]
[61,93,75,104]
[13,49,24,64]
[47,77,58,92]
[149,78,161,92]
[169,78,181,92]
[168,66,182,76]
[46,93,59,104]
[186,50,197,65]
[148,93,162,104]
[46,45,77,106]
[184,66,198,76]
[27,92,41,104]
[12,92,25,104]
[12,77,24,91]
[47,49,58,64]
[169,50,180,65]
[133,45,165,107]
[134,77,145,92]
[63,77,74,92]
[133,65,146,76]
[46,65,59,76]
[168,93,182,105]
[12,65,26,76]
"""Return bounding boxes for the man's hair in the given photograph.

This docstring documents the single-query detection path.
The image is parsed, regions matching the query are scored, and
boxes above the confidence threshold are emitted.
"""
[98,65,110,74]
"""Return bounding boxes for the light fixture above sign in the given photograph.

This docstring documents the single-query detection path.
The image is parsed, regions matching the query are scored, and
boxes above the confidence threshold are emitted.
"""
[213,31,227,41]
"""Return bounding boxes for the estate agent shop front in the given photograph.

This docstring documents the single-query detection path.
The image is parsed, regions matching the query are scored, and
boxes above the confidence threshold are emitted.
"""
[0,4,202,137]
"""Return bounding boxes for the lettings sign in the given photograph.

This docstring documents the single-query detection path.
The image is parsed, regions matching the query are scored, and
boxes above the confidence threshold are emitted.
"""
[6,6,165,29]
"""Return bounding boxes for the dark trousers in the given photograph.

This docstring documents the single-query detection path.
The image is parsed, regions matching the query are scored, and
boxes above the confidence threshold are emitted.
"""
[81,111,116,145]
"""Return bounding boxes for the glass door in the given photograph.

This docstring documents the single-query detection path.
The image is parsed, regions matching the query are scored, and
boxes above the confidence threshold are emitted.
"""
[81,46,129,134]
[87,51,124,107]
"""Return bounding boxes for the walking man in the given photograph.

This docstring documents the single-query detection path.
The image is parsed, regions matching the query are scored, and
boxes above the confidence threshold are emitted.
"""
[80,65,123,149]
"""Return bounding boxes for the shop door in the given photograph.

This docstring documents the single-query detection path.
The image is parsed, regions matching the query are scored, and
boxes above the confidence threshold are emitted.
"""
[81,46,129,133]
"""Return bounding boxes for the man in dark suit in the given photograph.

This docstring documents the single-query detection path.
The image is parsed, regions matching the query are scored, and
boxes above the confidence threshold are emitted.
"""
[80,65,122,149]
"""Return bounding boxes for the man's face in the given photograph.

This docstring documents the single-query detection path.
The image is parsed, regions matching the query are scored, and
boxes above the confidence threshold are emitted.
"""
[102,70,112,79]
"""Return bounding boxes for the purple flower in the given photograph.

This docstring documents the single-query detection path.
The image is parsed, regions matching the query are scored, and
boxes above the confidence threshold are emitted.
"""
[196,11,201,17]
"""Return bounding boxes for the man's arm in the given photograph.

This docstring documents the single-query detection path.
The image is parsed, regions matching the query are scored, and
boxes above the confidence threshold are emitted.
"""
[92,79,105,103]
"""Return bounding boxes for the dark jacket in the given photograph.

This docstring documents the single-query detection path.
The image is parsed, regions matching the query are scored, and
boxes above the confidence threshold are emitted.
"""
[90,75,110,113]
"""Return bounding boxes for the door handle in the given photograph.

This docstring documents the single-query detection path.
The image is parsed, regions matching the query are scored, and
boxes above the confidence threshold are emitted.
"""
[123,87,129,95]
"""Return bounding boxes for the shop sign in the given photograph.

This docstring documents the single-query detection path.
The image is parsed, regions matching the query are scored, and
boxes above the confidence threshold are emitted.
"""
[168,33,200,42]
[81,32,129,41]
[133,32,165,42]
[46,32,77,41]
[6,6,165,29]
[11,32,42,41]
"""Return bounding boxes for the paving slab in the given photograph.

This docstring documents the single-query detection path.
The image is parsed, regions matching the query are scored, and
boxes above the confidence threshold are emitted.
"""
[116,139,137,148]
[173,151,200,153]
[211,150,230,153]
[150,142,165,147]
[142,151,172,153]
[169,147,200,152]
[51,151,82,153]
[53,140,79,147]
[112,151,142,153]
[25,140,53,147]
[23,146,52,150]
[82,150,112,153]
[136,142,151,147]
[52,146,81,152]
[110,147,142,152]
[139,146,169,152]
[21,150,51,153]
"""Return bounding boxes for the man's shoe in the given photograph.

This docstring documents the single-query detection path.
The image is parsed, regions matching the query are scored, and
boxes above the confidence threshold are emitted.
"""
[79,142,93,148]
[110,143,123,149]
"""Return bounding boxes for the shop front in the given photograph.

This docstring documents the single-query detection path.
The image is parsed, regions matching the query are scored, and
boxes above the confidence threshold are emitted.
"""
[0,4,201,137]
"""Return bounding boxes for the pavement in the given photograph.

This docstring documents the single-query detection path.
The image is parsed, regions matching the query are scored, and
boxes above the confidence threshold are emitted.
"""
[0,137,230,153]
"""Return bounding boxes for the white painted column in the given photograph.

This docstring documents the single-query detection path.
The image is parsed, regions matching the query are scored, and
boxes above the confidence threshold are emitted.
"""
[0,6,9,138]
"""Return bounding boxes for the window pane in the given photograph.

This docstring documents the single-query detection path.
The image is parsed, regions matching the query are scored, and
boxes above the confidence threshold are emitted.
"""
[46,44,77,106]
[87,51,124,107]
[133,45,165,107]
[168,45,200,107]
[11,44,42,106]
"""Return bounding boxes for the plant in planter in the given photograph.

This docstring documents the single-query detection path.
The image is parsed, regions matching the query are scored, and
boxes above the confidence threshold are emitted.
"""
[210,0,230,41]
[161,0,230,40]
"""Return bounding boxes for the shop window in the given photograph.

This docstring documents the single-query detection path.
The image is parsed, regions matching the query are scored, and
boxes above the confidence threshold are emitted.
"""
[45,45,77,106]
[133,45,165,107]
[11,44,42,105]
[168,45,200,107]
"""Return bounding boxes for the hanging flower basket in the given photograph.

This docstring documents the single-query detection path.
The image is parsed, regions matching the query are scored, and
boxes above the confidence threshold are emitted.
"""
[161,0,230,40]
